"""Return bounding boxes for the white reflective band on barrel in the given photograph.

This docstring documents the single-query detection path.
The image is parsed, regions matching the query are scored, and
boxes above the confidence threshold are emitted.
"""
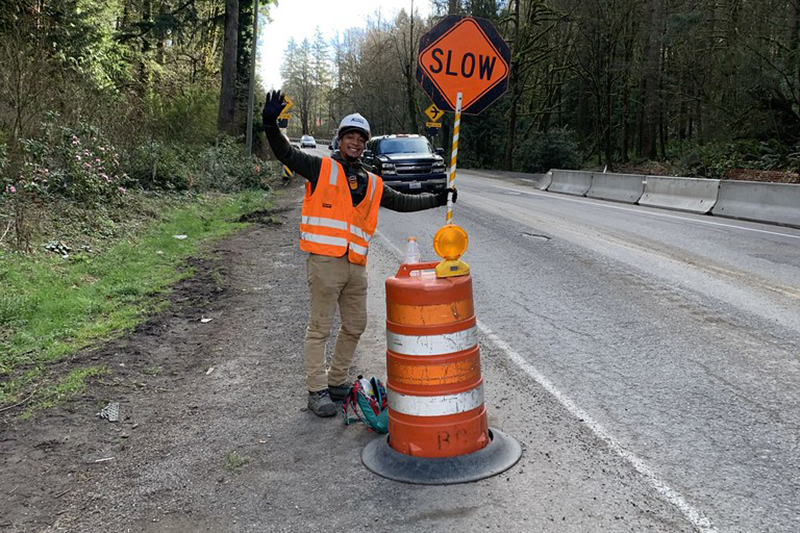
[328,160,339,185]
[302,215,348,230]
[388,384,484,417]
[350,225,371,242]
[386,325,477,356]
[301,232,348,248]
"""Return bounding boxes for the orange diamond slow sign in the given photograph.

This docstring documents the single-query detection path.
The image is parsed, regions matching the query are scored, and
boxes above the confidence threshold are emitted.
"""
[416,16,510,115]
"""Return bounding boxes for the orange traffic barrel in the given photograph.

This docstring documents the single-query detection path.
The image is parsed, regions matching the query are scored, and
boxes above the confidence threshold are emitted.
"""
[362,262,521,484]
[385,261,487,457]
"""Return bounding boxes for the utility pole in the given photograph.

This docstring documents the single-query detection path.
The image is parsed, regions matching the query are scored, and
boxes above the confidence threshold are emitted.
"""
[245,0,260,157]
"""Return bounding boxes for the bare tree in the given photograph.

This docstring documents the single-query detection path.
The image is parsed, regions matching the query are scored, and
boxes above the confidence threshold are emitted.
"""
[637,0,664,159]
[391,7,425,132]
[282,38,315,134]
[218,0,239,134]
[311,29,332,135]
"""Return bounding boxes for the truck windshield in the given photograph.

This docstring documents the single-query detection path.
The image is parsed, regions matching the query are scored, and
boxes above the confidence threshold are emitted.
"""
[377,138,431,155]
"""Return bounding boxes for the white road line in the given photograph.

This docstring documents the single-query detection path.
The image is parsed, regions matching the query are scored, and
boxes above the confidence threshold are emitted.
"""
[376,230,719,533]
[476,181,800,241]
[477,321,719,533]
[376,230,405,259]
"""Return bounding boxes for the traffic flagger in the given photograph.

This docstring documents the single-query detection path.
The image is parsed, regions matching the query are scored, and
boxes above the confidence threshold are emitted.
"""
[362,225,521,484]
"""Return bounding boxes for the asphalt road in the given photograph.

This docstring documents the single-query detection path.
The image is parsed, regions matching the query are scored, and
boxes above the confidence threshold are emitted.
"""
[291,146,800,531]
[370,169,800,533]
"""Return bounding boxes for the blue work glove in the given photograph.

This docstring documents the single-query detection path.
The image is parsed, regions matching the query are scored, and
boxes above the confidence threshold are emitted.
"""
[436,187,457,206]
[262,90,287,126]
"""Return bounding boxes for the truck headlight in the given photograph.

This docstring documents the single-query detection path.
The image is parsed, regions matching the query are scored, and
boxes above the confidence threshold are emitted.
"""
[381,163,396,175]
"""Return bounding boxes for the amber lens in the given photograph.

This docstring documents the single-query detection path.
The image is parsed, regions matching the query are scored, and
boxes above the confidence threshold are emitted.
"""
[433,225,468,260]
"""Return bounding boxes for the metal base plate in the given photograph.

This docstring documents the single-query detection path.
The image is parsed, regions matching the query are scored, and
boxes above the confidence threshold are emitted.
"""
[361,428,522,485]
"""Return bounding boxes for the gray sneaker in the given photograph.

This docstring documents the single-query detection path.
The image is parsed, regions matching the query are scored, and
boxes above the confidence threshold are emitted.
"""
[328,383,351,402]
[307,390,337,417]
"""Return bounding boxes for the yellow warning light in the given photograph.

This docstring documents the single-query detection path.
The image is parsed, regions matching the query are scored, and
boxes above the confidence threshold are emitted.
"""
[433,224,470,278]
[434,224,468,259]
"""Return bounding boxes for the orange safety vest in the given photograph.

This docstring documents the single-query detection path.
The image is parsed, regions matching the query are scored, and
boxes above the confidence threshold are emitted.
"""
[300,157,384,266]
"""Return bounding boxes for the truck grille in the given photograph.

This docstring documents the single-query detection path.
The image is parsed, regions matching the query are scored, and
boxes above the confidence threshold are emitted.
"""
[396,163,433,175]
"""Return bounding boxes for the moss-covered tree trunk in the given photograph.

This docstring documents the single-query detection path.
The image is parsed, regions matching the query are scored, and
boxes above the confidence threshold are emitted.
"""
[218,0,239,134]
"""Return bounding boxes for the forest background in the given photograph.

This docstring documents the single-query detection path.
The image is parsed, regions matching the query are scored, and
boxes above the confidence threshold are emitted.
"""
[5,0,800,224]
[281,0,800,181]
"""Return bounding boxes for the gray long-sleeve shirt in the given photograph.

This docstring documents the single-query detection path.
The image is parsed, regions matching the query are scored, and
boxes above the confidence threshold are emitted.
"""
[265,125,442,212]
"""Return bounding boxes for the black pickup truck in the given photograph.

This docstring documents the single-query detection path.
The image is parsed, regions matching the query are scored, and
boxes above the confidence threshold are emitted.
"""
[363,134,447,193]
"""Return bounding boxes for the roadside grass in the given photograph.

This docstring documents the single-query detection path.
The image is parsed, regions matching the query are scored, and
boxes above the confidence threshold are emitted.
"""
[223,451,249,473]
[0,189,276,412]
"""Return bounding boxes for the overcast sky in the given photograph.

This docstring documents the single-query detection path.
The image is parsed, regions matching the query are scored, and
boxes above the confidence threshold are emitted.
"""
[258,0,433,90]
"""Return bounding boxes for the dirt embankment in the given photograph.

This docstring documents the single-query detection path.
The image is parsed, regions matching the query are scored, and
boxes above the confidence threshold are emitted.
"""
[0,182,325,533]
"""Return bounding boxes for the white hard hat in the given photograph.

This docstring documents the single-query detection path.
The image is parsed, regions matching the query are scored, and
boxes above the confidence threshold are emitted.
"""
[337,113,371,140]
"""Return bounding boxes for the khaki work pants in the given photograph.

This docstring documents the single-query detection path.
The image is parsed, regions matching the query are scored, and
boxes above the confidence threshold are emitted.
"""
[304,253,368,392]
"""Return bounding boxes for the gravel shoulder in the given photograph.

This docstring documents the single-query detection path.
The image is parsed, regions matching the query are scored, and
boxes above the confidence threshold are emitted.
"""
[1,180,696,533]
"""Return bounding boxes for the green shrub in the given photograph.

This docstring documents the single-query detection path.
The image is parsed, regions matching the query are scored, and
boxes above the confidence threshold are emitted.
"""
[125,141,195,191]
[513,128,583,173]
[0,141,8,175]
[669,139,798,178]
[0,142,11,195]
[143,88,219,146]
[2,112,275,204]
[193,137,273,192]
[3,117,126,204]
[125,137,275,193]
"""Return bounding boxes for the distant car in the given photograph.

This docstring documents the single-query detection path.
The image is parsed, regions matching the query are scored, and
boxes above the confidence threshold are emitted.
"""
[362,134,447,193]
[300,135,316,148]
[328,137,340,152]
[283,133,299,148]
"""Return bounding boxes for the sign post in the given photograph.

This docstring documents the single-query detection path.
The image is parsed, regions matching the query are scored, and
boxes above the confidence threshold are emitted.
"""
[416,16,511,223]
[446,92,462,224]
[363,18,521,486]
[278,95,294,121]
[277,94,293,135]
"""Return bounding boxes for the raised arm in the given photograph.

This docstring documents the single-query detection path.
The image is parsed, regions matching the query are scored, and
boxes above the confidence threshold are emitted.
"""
[262,90,322,183]
[380,185,457,212]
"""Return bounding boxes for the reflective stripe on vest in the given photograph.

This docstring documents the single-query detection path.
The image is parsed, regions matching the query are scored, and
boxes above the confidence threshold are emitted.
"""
[350,225,372,242]
[368,173,377,201]
[300,233,348,248]
[302,215,348,230]
[328,160,339,185]
[349,242,368,256]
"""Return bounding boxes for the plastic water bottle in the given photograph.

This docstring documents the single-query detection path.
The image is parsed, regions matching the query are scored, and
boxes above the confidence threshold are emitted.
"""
[404,236,421,264]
